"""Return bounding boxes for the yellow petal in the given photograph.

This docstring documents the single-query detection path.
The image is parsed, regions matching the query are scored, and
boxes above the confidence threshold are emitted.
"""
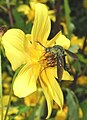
[71,36,84,49]
[55,31,70,49]
[47,31,61,47]
[24,34,42,60]
[13,63,40,97]
[18,5,30,15]
[40,68,64,118]
[40,77,53,119]
[55,106,68,120]
[60,22,68,35]
[31,0,47,3]
[62,70,73,81]
[24,90,41,106]
[48,10,56,22]
[31,3,51,47]
[2,29,26,70]
[76,76,87,85]
[45,68,63,107]
[18,4,35,22]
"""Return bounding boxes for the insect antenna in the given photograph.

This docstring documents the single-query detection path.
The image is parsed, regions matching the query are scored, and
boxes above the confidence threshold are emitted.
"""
[36,41,46,49]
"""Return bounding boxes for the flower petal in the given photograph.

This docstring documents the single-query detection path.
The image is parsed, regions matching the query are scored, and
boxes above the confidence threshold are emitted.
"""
[18,5,30,15]
[18,3,35,22]
[40,68,63,118]
[13,63,40,97]
[40,76,53,119]
[24,34,42,61]
[31,0,48,3]
[47,31,61,47]
[45,68,64,107]
[31,3,51,47]
[55,31,70,49]
[2,29,26,70]
[62,70,74,81]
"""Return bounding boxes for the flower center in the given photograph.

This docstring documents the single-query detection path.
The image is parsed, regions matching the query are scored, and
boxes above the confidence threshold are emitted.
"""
[39,51,57,68]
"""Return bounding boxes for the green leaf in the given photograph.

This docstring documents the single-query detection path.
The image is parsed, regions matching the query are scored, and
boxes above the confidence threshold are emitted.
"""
[25,105,38,120]
[25,21,33,34]
[80,99,87,120]
[77,54,87,64]
[12,8,25,30]
[65,88,79,120]
[73,60,81,73]
[17,105,31,115]
[69,45,79,53]
[12,8,33,33]
[9,105,31,120]
[35,102,45,120]
[48,118,55,120]
[64,0,74,38]
[75,85,87,97]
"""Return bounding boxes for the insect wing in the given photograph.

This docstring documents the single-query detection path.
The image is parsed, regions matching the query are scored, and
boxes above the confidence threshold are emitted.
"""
[65,49,78,60]
[57,55,64,81]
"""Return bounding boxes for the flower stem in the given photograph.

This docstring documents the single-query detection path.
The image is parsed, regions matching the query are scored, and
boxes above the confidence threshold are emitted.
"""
[0,5,7,12]
[6,0,13,27]
[0,50,3,120]
[4,74,14,120]
[4,64,24,120]
[64,0,71,38]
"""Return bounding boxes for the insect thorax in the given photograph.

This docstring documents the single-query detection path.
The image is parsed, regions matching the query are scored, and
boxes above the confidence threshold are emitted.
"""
[46,45,65,56]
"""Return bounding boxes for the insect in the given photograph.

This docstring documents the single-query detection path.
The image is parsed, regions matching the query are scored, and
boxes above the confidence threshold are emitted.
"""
[37,41,78,81]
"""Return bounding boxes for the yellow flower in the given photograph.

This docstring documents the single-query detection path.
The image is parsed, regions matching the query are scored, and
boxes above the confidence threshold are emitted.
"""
[0,106,23,120]
[71,35,85,49]
[2,3,73,118]
[55,105,83,120]
[83,0,87,9]
[30,0,48,3]
[18,3,35,22]
[24,89,41,106]
[60,22,68,35]
[76,76,87,85]
[18,2,55,22]
[84,46,87,54]
[55,105,68,120]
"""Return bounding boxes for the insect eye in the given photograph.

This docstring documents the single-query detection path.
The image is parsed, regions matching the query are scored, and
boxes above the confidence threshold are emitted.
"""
[45,48,50,52]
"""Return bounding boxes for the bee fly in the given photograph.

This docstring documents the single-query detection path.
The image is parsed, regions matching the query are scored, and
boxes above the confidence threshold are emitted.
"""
[37,41,78,81]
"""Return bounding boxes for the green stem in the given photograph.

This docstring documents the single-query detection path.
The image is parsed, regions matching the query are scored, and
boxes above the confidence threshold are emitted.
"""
[64,0,71,38]
[0,50,3,120]
[4,74,15,120]
[4,64,24,120]
[0,5,7,12]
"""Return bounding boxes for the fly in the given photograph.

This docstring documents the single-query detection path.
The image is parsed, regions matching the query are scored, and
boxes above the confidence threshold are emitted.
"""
[37,41,78,81]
